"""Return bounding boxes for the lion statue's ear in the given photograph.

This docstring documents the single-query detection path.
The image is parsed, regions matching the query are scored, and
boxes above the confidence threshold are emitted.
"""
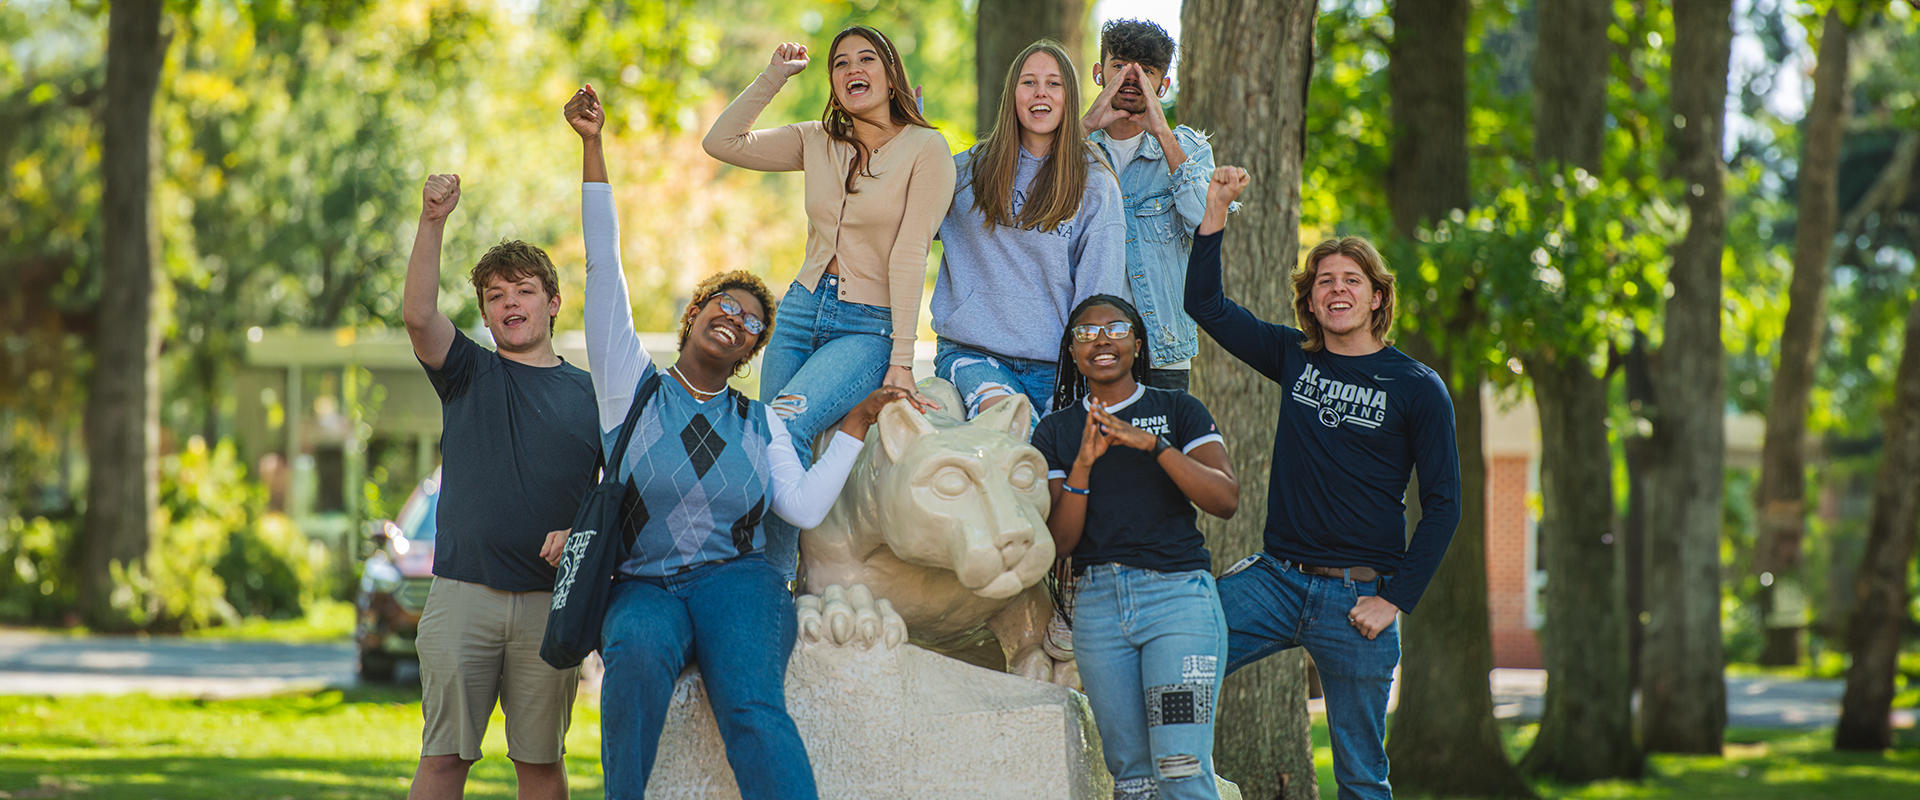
[877,399,938,463]
[970,393,1032,440]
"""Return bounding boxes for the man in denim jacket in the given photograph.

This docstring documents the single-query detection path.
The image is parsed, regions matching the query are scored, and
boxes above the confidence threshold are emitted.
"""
[1082,18,1219,392]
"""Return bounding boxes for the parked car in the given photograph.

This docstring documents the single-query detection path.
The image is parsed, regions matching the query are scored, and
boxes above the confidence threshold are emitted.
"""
[355,467,439,682]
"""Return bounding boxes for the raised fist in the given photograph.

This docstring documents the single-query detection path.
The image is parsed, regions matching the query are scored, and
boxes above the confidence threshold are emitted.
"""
[1207,166,1249,209]
[564,84,603,139]
[768,42,809,79]
[423,173,460,221]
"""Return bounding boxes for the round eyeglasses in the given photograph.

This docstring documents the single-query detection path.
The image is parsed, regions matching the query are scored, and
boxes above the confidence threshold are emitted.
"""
[710,293,766,336]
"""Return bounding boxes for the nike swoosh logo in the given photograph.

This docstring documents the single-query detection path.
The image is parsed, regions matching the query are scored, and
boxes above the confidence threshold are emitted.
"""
[1373,375,1394,382]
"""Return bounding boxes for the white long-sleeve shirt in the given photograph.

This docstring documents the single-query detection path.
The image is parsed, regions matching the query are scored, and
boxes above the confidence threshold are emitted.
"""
[582,182,859,545]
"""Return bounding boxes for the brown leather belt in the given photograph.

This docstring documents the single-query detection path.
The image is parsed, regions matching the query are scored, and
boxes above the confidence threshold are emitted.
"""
[1292,562,1382,582]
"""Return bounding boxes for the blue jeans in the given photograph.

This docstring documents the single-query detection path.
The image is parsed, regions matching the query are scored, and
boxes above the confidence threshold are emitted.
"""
[759,275,892,580]
[934,338,1057,428]
[1219,553,1399,800]
[597,553,816,800]
[1075,563,1228,800]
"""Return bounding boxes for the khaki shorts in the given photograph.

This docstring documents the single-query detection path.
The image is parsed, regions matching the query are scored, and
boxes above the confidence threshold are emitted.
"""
[416,577,580,763]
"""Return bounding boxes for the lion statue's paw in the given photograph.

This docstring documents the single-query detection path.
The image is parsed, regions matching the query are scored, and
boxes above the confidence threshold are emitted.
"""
[796,583,906,650]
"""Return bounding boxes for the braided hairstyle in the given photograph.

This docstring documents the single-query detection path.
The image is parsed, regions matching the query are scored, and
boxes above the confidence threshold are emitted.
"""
[1049,294,1153,413]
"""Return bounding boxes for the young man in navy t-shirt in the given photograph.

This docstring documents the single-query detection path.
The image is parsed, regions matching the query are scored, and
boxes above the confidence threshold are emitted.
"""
[400,174,599,800]
[1183,167,1460,800]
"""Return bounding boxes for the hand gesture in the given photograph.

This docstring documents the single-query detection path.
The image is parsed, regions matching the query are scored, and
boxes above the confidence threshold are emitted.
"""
[1207,166,1249,211]
[768,42,809,79]
[1090,404,1156,451]
[565,84,603,139]
[1129,65,1173,136]
[422,173,460,221]
[540,529,570,567]
[883,365,940,413]
[1073,399,1115,469]
[1082,69,1132,133]
[841,385,912,436]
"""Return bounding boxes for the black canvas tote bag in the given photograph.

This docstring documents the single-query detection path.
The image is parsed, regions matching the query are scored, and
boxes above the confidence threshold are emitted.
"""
[540,371,661,669]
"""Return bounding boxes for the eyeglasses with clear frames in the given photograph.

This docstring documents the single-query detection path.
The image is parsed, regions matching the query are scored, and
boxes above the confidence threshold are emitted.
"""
[710,293,765,336]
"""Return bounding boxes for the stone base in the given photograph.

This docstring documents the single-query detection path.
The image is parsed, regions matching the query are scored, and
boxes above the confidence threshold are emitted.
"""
[645,641,1240,799]
[649,641,1104,798]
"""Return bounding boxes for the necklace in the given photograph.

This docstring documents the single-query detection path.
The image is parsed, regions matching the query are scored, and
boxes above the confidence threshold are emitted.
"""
[669,364,726,400]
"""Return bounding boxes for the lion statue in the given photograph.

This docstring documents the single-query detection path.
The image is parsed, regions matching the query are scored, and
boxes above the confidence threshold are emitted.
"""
[797,378,1075,686]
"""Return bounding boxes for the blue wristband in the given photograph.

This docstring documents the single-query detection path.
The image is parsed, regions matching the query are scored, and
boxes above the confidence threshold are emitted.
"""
[1062,484,1090,496]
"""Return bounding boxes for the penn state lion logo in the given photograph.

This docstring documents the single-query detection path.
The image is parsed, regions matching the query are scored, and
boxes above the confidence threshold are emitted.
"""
[798,378,1075,686]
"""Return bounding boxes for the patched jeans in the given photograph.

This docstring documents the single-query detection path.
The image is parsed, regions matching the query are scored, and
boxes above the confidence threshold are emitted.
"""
[597,553,815,799]
[1075,563,1228,800]
[934,338,1057,429]
[1220,553,1400,800]
[759,275,892,580]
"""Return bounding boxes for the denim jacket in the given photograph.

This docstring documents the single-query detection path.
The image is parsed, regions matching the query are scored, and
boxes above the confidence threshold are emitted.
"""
[1090,125,1216,368]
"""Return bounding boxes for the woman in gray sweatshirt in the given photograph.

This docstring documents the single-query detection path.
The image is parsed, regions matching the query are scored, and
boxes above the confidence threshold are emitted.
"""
[931,39,1128,428]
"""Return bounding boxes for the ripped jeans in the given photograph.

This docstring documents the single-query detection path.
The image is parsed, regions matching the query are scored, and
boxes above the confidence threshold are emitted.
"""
[758,275,892,580]
[933,338,1057,430]
[1074,563,1228,800]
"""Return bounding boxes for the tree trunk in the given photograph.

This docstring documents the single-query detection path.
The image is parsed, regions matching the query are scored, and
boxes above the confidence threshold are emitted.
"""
[974,0,1087,137]
[1833,284,1920,751]
[1520,356,1643,781]
[78,0,166,630]
[1621,331,1654,700]
[1179,2,1317,797]
[1752,7,1850,668]
[1380,2,1533,796]
[1520,0,1643,781]
[1391,344,1538,798]
[1641,0,1733,756]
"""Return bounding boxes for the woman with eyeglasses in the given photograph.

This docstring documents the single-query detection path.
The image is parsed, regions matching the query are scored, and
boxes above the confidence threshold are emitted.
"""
[1030,294,1239,800]
[569,85,905,799]
[702,25,956,581]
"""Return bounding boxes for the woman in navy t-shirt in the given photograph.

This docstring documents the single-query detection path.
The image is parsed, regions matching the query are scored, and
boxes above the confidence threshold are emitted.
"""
[1031,294,1239,799]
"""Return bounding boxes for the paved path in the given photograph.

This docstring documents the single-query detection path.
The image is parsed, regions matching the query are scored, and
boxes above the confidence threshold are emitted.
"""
[1,631,1898,731]
[1484,668,1905,730]
[0,631,356,698]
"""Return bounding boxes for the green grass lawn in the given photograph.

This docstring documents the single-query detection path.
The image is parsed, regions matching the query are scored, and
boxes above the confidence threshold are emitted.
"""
[0,689,605,799]
[180,600,358,644]
[3,688,1917,799]
[1357,721,1920,800]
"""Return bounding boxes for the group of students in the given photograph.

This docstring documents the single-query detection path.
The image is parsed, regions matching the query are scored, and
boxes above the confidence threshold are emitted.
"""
[398,17,1460,800]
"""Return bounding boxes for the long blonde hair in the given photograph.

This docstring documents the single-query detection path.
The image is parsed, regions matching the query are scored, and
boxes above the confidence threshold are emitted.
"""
[968,40,1108,232]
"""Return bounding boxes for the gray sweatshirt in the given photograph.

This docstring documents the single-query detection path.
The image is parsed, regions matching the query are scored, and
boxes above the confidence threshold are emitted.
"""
[931,145,1129,362]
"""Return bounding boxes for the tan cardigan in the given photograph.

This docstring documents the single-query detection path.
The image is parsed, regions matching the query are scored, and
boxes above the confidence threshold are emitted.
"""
[703,72,957,367]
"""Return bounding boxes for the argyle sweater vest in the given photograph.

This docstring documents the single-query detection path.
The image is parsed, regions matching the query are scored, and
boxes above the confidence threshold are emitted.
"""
[608,366,774,578]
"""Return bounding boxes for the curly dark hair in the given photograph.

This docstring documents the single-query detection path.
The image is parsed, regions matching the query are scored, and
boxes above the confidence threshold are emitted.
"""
[677,269,777,376]
[1099,18,1175,75]
[1049,294,1153,413]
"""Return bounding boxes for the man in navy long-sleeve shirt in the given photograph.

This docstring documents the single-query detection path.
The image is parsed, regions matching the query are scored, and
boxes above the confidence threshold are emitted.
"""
[1184,167,1459,800]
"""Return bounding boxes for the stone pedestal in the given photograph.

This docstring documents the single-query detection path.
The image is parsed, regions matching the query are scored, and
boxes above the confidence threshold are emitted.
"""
[648,641,1108,798]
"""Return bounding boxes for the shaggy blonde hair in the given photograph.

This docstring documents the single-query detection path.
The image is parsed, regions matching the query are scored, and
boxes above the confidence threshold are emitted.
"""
[1292,236,1397,353]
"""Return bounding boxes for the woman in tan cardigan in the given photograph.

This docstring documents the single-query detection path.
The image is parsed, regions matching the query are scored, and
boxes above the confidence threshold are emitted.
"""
[703,25,956,581]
